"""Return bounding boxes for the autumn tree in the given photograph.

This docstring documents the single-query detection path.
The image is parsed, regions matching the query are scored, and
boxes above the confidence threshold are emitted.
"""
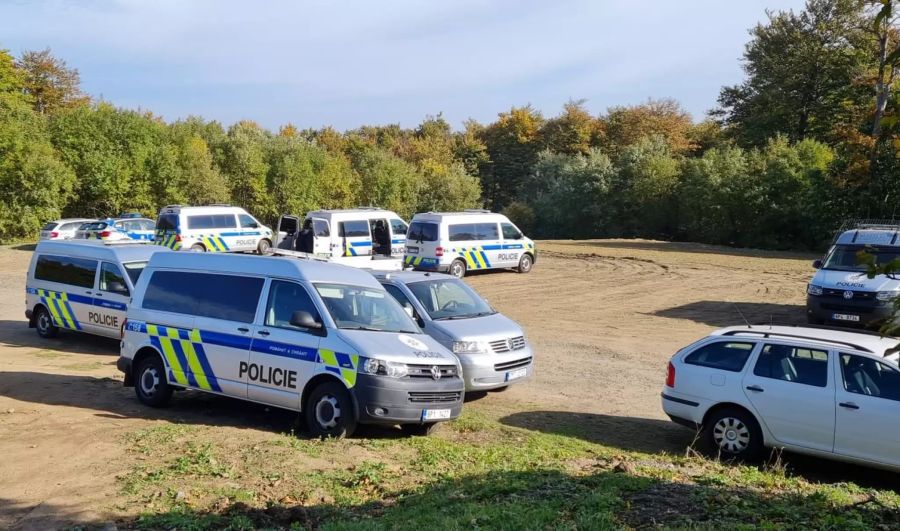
[478,105,545,210]
[539,99,601,155]
[18,48,89,114]
[600,99,695,155]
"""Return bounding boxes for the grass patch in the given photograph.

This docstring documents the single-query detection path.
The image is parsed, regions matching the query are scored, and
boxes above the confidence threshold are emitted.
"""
[30,349,65,359]
[60,361,105,371]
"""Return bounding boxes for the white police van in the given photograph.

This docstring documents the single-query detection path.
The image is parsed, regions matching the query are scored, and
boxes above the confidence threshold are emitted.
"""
[276,208,408,259]
[26,240,167,339]
[154,205,274,254]
[404,211,535,278]
[807,222,900,327]
[118,252,464,437]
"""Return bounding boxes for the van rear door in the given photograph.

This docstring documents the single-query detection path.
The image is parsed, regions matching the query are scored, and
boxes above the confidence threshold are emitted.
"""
[155,212,180,250]
[312,218,331,256]
[338,219,371,257]
[405,221,439,268]
[276,215,300,250]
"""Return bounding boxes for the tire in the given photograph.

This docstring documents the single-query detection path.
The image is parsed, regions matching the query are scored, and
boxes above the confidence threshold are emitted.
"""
[449,259,467,278]
[256,238,272,255]
[34,306,59,339]
[135,354,173,407]
[703,407,763,461]
[517,253,533,274]
[305,381,357,439]
[401,422,440,436]
[190,243,206,252]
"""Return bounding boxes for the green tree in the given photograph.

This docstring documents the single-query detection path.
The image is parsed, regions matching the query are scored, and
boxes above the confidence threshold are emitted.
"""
[539,100,601,155]
[478,105,545,210]
[0,49,30,106]
[221,121,270,216]
[346,142,421,219]
[18,48,89,114]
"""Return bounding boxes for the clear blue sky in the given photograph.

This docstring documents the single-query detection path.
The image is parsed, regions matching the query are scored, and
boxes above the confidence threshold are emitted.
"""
[0,0,806,130]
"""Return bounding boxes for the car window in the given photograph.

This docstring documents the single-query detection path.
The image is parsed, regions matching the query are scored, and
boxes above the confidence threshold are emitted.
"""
[383,284,414,312]
[477,222,499,240]
[339,220,369,238]
[390,219,408,236]
[34,255,98,288]
[42,222,58,231]
[142,271,263,323]
[122,262,147,286]
[60,221,85,231]
[840,354,900,401]
[187,214,237,230]
[753,344,828,387]
[314,283,418,333]
[501,222,522,240]
[239,214,259,229]
[264,280,321,330]
[449,223,477,241]
[156,214,179,231]
[313,219,330,237]
[99,262,129,295]
[406,278,495,320]
[683,341,755,372]
[408,222,438,243]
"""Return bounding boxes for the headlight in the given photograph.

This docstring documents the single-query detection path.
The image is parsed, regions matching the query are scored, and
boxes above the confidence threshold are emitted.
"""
[877,291,899,301]
[361,358,408,378]
[807,284,823,296]
[452,341,489,354]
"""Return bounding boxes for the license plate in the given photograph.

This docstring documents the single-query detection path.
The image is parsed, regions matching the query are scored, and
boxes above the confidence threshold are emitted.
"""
[422,408,451,421]
[40,231,50,238]
[506,367,527,381]
[406,247,419,254]
[833,313,860,322]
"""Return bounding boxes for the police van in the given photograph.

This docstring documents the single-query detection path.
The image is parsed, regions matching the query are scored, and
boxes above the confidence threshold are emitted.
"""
[118,252,464,437]
[276,208,408,259]
[154,205,274,253]
[807,222,900,328]
[26,240,168,339]
[404,211,535,278]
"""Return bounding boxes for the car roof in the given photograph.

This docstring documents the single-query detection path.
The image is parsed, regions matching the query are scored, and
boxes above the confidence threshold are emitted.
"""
[35,240,168,262]
[50,218,95,224]
[157,205,246,214]
[411,211,507,222]
[113,217,154,222]
[835,229,900,246]
[147,252,383,287]
[710,325,900,357]
[369,270,455,284]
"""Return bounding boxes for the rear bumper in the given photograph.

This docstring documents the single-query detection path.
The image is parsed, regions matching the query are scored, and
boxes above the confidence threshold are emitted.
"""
[806,295,893,327]
[354,373,464,425]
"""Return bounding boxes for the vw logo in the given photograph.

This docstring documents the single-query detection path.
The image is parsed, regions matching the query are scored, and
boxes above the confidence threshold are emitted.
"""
[430,365,442,380]
[843,290,854,300]
[507,338,514,350]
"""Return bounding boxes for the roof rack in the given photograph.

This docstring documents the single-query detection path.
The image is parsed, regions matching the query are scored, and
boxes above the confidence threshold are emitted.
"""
[463,209,492,213]
[354,206,383,211]
[207,203,232,207]
[833,218,900,243]
[162,205,184,209]
[721,329,874,353]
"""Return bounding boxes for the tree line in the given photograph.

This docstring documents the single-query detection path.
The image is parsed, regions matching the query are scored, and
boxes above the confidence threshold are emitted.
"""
[1,0,900,250]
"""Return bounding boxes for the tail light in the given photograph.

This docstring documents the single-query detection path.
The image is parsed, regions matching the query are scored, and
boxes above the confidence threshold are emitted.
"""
[50,231,59,238]
[175,234,182,241]
[120,318,128,340]
[665,361,676,388]
[435,246,444,257]
[100,231,111,238]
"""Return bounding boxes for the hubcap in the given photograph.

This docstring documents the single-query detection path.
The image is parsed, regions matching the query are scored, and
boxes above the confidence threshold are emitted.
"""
[38,312,51,332]
[140,367,160,397]
[452,263,463,277]
[713,417,750,453]
[315,395,341,429]
[522,257,531,271]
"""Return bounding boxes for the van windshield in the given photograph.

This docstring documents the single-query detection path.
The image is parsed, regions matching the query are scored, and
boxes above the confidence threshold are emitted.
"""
[822,245,900,272]
[407,278,496,320]
[315,283,419,333]
[408,222,438,243]
[123,262,148,285]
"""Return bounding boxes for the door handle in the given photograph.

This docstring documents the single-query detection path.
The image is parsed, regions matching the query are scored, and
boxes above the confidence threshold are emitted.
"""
[839,402,860,410]
[258,330,270,336]
[85,291,92,295]
[746,385,765,392]
[95,293,103,297]
[237,327,250,333]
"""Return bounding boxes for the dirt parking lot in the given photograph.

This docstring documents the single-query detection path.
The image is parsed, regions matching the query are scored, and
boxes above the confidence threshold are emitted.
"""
[0,239,823,528]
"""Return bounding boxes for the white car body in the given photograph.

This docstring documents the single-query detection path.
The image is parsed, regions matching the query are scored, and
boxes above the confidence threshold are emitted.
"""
[39,218,95,240]
[662,325,900,471]
[154,205,273,253]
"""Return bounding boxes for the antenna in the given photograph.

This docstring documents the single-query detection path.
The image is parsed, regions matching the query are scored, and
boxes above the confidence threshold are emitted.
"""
[733,303,752,328]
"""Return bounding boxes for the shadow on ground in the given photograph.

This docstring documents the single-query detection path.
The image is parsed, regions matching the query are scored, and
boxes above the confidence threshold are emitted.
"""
[0,319,119,355]
[652,300,807,327]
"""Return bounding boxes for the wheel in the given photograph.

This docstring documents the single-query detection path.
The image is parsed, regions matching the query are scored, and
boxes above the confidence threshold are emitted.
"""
[34,306,59,338]
[135,354,173,407]
[517,253,533,274]
[257,238,271,255]
[449,259,467,278]
[305,381,357,439]
[704,407,763,460]
[401,423,440,436]
[190,243,206,252]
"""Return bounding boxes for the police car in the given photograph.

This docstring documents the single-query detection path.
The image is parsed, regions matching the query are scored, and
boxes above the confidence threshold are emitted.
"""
[276,208,408,259]
[374,270,534,391]
[75,216,156,242]
[26,240,168,339]
[154,205,273,253]
[118,252,464,437]
[39,218,95,240]
[404,211,535,278]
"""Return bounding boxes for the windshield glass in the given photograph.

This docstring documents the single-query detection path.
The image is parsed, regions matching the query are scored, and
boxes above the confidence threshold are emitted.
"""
[314,283,418,333]
[407,278,495,320]
[123,262,148,285]
[822,245,900,272]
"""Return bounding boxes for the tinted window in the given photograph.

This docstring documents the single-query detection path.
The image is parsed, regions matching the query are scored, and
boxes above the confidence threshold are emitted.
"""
[60,221,85,231]
[156,214,179,231]
[501,222,522,240]
[383,284,414,311]
[100,262,129,295]
[42,222,58,231]
[239,214,259,229]
[339,220,370,238]
[142,271,263,323]
[684,342,754,372]
[265,280,321,330]
[408,222,438,243]
[82,222,108,231]
[840,354,900,401]
[449,223,477,242]
[34,255,97,288]
[187,214,237,230]
[313,219,330,237]
[123,262,147,286]
[753,344,828,387]
[390,219,408,236]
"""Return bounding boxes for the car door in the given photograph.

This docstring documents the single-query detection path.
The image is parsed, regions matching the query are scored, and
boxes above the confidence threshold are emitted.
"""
[248,279,322,409]
[215,213,241,251]
[339,219,371,257]
[33,254,99,333]
[478,222,502,270]
[276,215,299,249]
[741,342,835,452]
[389,218,408,258]
[834,353,900,467]
[90,262,130,337]
[312,218,331,256]
[499,222,525,267]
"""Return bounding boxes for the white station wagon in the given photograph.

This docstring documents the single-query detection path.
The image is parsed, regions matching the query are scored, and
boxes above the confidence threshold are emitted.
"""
[662,325,900,471]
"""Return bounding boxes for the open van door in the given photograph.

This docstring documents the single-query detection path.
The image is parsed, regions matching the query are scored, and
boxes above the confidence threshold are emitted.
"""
[312,218,331,256]
[276,215,300,250]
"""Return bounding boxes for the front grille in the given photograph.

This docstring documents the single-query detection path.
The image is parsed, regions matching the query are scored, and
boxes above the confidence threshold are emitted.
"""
[489,336,527,353]
[494,357,532,372]
[822,289,876,300]
[408,391,461,403]
[407,364,458,379]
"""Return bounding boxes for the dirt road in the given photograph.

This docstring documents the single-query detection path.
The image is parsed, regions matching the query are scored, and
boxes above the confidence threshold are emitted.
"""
[0,240,816,529]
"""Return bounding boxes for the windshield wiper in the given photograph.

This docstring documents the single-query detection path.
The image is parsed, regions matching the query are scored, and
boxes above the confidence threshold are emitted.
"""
[341,326,384,332]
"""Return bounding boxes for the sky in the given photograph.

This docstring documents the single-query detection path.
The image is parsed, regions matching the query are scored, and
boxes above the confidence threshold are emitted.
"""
[0,0,807,131]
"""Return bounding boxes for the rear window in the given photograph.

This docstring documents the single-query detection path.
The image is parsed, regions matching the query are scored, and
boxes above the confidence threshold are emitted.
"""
[449,222,499,241]
[60,221,87,231]
[82,222,108,231]
[684,341,755,372]
[187,214,237,230]
[142,271,263,323]
[156,214,179,231]
[42,222,59,231]
[116,219,154,231]
[390,219,408,236]
[34,254,97,288]
[339,220,370,238]
[408,222,438,243]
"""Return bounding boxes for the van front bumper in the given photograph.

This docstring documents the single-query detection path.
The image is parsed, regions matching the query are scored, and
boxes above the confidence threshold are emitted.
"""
[354,374,464,425]
[806,294,894,327]
[458,345,534,391]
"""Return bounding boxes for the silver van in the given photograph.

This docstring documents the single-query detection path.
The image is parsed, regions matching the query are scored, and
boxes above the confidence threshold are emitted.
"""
[373,270,534,391]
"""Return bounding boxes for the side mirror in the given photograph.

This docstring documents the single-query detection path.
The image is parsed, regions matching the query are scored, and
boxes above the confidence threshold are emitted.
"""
[108,281,128,295]
[290,310,323,331]
[812,259,822,269]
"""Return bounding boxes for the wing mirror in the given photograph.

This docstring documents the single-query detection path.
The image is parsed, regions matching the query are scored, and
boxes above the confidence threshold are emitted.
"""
[812,259,823,269]
[290,310,323,332]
